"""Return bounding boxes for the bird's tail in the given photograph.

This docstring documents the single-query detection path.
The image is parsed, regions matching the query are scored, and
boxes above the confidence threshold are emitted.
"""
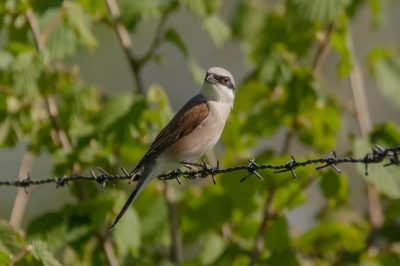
[110,160,158,230]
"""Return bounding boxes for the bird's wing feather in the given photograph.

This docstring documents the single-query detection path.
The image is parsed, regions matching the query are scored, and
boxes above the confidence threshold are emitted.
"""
[130,94,209,175]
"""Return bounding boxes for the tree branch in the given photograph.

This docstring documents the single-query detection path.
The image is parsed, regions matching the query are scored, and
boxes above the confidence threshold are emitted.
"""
[312,22,336,76]
[137,11,169,68]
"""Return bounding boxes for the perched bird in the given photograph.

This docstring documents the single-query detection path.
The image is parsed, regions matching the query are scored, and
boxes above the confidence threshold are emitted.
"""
[110,67,236,229]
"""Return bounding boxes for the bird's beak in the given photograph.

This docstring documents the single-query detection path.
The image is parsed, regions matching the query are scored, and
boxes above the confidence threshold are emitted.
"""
[206,73,218,84]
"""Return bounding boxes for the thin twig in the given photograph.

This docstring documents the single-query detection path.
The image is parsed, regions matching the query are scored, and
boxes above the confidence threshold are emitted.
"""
[45,96,72,150]
[165,184,183,264]
[248,190,274,266]
[42,1,67,40]
[9,151,35,229]
[99,234,120,266]
[105,0,143,94]
[137,11,169,67]
[312,22,336,76]
[350,64,383,247]
[7,245,33,266]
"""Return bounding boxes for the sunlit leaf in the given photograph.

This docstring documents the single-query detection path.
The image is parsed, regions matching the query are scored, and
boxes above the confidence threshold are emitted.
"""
[368,0,385,28]
[120,0,163,30]
[289,0,351,22]
[200,232,226,265]
[331,15,354,79]
[11,51,43,97]
[0,251,10,265]
[265,216,290,251]
[164,27,188,56]
[369,48,400,108]
[37,8,78,60]
[113,199,141,256]
[202,15,231,48]
[0,50,13,69]
[26,213,67,252]
[31,240,62,266]
[180,0,221,17]
[64,1,97,49]
[164,27,205,84]
[354,137,400,199]
[320,169,349,208]
[295,222,366,254]
[266,251,300,266]
[0,220,25,254]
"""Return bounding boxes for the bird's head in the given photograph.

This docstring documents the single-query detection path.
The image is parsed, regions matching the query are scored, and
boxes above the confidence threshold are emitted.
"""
[200,67,235,107]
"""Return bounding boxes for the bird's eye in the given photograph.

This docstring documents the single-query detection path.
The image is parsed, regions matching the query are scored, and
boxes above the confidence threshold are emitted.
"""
[223,77,229,84]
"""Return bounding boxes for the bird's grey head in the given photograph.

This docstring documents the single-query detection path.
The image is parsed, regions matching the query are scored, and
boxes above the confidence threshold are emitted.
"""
[200,67,235,106]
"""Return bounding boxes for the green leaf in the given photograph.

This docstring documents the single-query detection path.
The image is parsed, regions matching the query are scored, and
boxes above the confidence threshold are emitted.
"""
[0,220,25,254]
[290,0,351,22]
[113,193,141,256]
[200,232,226,265]
[265,216,291,251]
[368,0,385,28]
[0,50,13,69]
[31,240,62,266]
[231,0,265,41]
[11,51,43,97]
[256,48,294,86]
[164,27,188,56]
[320,169,349,208]
[369,48,400,109]
[64,1,97,49]
[354,137,400,198]
[202,15,231,48]
[266,251,300,266]
[164,28,205,84]
[0,117,25,148]
[331,15,354,79]
[187,57,206,84]
[180,0,221,17]
[295,222,366,254]
[0,251,10,265]
[120,0,163,30]
[145,84,174,127]
[370,122,400,145]
[26,213,67,251]
[297,97,341,152]
[37,8,78,60]
[96,93,147,141]
[284,68,317,115]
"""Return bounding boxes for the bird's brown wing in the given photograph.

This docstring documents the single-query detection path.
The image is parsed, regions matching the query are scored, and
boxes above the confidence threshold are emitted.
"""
[130,94,209,175]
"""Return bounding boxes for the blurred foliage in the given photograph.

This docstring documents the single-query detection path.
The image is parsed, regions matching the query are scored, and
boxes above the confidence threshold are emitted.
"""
[0,0,399,265]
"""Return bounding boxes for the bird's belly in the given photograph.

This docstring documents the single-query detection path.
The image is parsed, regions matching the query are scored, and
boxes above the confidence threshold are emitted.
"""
[165,120,224,163]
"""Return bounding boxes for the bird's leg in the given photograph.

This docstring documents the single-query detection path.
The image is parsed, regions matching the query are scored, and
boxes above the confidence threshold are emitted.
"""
[181,162,201,180]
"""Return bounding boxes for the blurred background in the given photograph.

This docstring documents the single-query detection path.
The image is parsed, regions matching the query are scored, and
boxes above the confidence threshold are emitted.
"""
[1,0,400,265]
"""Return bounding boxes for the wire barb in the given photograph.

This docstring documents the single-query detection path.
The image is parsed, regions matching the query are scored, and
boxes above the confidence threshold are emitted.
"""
[273,154,298,180]
[315,150,341,173]
[240,158,264,182]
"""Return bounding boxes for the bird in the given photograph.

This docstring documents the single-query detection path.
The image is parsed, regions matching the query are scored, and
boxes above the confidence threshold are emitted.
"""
[110,67,236,230]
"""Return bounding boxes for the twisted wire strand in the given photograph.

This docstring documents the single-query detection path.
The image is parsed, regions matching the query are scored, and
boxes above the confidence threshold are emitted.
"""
[1,144,399,190]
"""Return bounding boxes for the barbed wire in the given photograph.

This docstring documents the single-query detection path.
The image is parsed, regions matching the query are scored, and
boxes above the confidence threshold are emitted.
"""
[0,144,399,193]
